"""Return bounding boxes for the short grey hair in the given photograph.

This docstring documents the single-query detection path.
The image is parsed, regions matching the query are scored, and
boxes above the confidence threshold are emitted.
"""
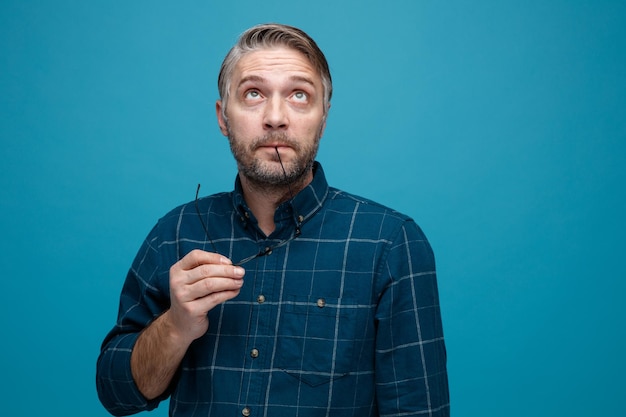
[218,23,332,116]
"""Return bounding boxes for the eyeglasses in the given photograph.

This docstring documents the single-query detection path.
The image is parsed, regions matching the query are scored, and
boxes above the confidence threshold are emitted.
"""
[194,147,301,266]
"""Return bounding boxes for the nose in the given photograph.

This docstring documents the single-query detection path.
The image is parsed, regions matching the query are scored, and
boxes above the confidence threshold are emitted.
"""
[263,96,288,130]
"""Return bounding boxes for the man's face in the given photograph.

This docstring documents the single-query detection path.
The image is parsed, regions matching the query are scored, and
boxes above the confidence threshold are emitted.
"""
[216,47,327,187]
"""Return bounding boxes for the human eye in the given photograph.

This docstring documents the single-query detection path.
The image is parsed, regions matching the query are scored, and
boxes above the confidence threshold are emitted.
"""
[291,91,309,103]
[245,90,262,100]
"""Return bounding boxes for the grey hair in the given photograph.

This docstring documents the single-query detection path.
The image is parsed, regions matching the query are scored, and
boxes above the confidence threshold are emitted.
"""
[217,23,332,117]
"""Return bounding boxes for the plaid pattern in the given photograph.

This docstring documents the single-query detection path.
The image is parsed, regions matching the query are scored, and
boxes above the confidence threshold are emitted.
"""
[97,163,449,417]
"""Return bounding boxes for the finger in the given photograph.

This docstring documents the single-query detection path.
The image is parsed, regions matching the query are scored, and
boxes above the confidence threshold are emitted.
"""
[182,287,243,319]
[172,270,244,303]
[174,263,244,290]
[178,249,232,271]
[190,275,244,301]
[192,263,245,281]
[200,288,243,309]
[174,278,244,312]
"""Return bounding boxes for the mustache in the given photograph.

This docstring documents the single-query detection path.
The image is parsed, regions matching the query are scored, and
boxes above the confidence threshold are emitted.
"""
[250,133,301,151]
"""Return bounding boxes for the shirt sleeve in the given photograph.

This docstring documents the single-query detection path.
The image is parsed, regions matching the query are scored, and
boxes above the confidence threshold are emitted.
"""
[96,224,172,416]
[375,219,450,416]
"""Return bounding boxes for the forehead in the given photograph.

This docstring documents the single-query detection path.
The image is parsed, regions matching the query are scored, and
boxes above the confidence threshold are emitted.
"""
[233,47,321,85]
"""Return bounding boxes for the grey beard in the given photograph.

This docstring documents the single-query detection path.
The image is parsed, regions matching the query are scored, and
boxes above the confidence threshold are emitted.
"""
[228,132,320,187]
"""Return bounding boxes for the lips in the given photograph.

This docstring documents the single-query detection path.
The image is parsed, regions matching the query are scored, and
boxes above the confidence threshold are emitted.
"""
[254,140,297,153]
[259,143,289,149]
[252,133,299,152]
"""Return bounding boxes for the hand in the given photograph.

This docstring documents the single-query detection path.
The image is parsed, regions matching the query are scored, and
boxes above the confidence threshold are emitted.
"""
[168,249,245,343]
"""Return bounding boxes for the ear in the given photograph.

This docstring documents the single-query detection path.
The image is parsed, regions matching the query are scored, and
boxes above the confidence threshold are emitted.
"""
[215,100,229,136]
[319,104,331,138]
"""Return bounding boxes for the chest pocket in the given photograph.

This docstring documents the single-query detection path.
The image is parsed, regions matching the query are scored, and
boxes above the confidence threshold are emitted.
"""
[275,295,357,387]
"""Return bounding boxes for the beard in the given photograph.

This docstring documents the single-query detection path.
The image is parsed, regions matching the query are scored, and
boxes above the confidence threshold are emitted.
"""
[227,129,322,188]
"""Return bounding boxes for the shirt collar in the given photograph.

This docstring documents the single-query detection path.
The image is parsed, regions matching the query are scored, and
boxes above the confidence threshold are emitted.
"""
[232,161,329,235]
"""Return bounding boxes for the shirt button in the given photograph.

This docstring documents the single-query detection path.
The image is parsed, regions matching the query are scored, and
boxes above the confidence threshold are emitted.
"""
[317,298,326,308]
[242,407,251,416]
[257,294,265,304]
[297,215,304,223]
[250,348,259,358]
[265,247,272,255]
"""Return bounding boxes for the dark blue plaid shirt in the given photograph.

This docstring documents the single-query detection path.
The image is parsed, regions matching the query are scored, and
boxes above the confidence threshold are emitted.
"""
[97,162,449,416]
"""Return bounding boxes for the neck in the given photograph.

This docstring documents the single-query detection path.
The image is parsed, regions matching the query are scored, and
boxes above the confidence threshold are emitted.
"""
[239,170,312,236]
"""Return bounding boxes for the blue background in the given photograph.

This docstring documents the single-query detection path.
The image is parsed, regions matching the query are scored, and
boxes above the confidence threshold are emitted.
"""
[1,1,624,416]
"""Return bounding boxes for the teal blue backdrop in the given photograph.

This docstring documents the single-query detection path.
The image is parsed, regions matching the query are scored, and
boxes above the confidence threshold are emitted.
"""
[1,1,624,416]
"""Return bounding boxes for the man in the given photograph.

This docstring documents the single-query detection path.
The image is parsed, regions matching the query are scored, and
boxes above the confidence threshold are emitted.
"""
[97,23,449,416]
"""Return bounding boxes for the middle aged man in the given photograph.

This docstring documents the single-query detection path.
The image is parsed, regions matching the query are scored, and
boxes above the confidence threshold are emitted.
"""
[97,23,450,417]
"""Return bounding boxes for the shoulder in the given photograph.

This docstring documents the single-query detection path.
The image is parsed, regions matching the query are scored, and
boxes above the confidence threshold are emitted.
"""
[323,187,435,272]
[323,186,429,242]
[325,186,413,222]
